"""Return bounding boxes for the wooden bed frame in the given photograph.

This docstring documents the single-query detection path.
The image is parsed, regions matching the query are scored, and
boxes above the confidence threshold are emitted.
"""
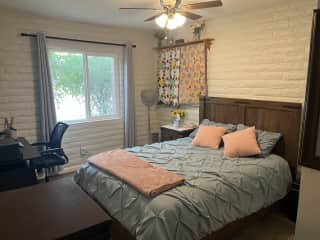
[109,96,302,240]
[199,96,302,178]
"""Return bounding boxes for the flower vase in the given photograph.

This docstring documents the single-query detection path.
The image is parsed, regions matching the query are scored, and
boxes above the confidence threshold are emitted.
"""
[173,119,180,129]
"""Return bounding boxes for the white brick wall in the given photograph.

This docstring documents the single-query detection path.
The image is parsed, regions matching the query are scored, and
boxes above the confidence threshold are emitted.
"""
[157,0,317,127]
[0,0,317,168]
[0,7,158,169]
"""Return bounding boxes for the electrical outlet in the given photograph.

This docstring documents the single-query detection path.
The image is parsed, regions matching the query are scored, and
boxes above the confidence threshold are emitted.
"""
[80,146,89,157]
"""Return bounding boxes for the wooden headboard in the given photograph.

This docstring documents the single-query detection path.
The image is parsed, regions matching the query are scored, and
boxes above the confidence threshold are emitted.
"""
[199,96,302,174]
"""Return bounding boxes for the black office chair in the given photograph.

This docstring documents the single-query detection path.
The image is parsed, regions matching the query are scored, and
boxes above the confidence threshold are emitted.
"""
[30,122,69,182]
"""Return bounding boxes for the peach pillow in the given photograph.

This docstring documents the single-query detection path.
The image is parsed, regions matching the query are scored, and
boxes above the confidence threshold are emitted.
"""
[222,127,261,158]
[192,125,226,149]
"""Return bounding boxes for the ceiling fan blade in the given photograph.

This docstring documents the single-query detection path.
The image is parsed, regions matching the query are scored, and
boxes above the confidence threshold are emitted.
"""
[181,0,223,10]
[144,13,163,22]
[120,7,161,11]
[178,11,202,20]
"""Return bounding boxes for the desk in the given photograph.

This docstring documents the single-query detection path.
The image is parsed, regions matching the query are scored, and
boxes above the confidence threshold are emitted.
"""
[17,137,41,160]
[0,178,112,240]
[17,137,35,160]
[0,137,37,191]
[0,137,38,161]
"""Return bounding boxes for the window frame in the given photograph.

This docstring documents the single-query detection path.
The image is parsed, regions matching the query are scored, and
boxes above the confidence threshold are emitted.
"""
[48,48,122,125]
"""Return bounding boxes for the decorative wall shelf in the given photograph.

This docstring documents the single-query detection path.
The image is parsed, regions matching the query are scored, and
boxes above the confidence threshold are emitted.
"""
[154,38,214,50]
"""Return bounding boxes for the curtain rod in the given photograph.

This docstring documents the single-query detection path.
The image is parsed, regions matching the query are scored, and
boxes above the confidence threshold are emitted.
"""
[20,33,137,48]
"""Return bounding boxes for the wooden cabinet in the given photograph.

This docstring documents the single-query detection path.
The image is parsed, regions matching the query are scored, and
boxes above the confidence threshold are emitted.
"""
[300,10,320,170]
[160,126,195,142]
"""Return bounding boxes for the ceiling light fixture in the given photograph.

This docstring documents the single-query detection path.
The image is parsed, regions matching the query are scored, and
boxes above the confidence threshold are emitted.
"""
[155,13,169,28]
[155,12,186,30]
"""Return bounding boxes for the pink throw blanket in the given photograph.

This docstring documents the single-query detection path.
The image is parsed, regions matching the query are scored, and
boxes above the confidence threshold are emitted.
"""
[88,149,185,197]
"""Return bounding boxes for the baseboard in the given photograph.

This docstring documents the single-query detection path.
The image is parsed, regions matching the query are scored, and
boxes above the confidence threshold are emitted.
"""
[62,164,82,174]
[35,164,82,181]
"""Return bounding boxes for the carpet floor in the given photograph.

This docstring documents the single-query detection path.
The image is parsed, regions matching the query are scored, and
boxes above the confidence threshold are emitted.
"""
[232,213,295,240]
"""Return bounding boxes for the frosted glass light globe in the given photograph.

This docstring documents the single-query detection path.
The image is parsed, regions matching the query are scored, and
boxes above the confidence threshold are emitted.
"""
[155,14,169,28]
[155,12,186,30]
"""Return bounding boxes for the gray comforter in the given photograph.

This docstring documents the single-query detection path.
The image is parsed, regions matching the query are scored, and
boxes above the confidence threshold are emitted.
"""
[74,137,292,240]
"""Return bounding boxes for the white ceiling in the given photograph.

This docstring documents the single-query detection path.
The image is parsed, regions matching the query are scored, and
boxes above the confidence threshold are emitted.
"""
[0,0,287,29]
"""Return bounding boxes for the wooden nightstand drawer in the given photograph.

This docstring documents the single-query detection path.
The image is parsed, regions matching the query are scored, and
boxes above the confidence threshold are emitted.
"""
[160,126,196,142]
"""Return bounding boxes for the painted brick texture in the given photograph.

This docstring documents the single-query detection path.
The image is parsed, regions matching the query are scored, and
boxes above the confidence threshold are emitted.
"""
[157,0,317,127]
[0,7,158,168]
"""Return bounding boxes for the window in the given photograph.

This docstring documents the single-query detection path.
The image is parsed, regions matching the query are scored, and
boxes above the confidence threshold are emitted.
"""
[49,50,120,123]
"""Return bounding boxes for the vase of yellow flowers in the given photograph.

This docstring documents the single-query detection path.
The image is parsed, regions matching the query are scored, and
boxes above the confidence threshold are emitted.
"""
[171,109,185,128]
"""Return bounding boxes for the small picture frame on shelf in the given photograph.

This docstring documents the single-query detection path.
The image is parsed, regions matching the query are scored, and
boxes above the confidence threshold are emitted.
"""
[175,39,185,44]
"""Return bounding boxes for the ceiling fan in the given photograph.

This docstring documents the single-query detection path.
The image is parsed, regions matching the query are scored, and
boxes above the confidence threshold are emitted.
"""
[120,0,223,30]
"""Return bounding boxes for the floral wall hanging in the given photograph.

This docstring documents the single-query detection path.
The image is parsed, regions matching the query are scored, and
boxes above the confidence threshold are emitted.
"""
[158,47,181,105]
[157,40,210,106]
[179,43,207,105]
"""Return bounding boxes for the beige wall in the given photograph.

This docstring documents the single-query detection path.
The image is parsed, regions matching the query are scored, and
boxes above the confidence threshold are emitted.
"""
[157,0,316,127]
[295,167,320,239]
[0,7,157,170]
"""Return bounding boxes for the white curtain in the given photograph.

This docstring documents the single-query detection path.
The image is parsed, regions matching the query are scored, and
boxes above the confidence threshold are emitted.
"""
[123,43,136,148]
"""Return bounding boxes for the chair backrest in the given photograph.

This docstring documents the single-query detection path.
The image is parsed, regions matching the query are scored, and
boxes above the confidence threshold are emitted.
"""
[47,122,69,149]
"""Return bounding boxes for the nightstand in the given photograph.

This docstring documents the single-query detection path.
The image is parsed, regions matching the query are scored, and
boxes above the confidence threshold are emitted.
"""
[160,125,196,142]
[285,181,300,222]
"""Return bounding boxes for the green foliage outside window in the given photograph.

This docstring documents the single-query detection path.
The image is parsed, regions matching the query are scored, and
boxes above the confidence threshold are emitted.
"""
[88,56,115,117]
[49,51,116,118]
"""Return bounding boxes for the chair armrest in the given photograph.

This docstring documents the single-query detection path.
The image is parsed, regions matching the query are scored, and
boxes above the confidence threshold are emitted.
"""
[40,148,63,155]
[63,153,69,163]
[40,148,67,164]
[32,142,48,146]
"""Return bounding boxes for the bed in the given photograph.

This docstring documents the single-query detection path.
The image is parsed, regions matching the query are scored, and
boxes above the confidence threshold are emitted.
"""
[74,96,302,240]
